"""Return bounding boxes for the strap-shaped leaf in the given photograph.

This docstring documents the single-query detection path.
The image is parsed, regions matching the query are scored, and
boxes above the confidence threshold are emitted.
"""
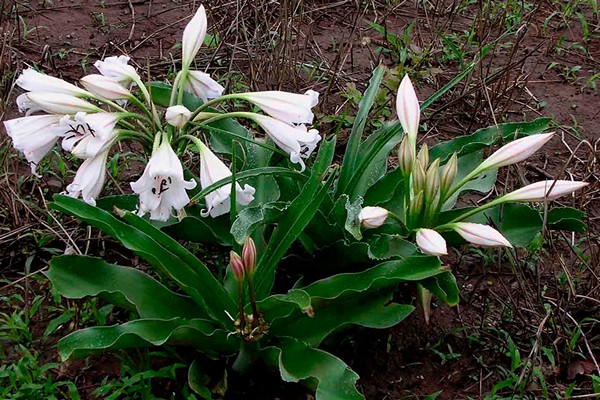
[262,337,364,400]
[270,288,413,347]
[254,138,337,299]
[47,255,199,319]
[50,195,236,326]
[304,255,444,299]
[420,271,460,306]
[58,318,238,360]
[258,289,312,325]
[336,65,385,197]
[429,117,552,163]
[547,207,587,233]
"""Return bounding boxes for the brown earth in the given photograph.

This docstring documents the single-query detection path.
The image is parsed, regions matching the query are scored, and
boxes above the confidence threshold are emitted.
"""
[1,0,599,399]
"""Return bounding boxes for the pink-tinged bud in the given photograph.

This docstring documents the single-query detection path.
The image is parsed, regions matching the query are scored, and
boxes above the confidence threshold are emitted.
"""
[80,74,131,100]
[230,251,245,283]
[440,153,457,194]
[417,143,429,170]
[181,5,208,68]
[397,136,413,176]
[478,133,554,172]
[396,74,420,157]
[452,222,512,248]
[242,237,257,276]
[412,162,426,194]
[416,228,448,256]
[358,206,389,229]
[502,180,589,202]
[425,158,440,202]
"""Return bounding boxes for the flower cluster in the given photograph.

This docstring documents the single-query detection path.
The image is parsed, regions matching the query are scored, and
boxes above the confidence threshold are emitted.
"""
[359,75,588,255]
[3,5,321,221]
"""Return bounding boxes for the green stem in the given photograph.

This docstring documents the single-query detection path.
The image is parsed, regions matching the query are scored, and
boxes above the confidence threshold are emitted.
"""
[232,340,260,374]
[169,71,183,107]
[435,197,504,231]
[440,166,487,206]
[189,94,240,120]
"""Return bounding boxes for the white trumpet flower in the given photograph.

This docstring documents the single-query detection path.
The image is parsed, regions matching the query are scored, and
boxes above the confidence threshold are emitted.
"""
[416,229,448,256]
[452,222,512,248]
[197,141,255,218]
[238,90,319,125]
[66,149,109,206]
[80,74,132,100]
[502,180,589,202]
[130,140,197,221]
[358,206,389,229]
[165,105,191,127]
[251,114,321,171]
[181,5,207,68]
[477,133,554,172]
[24,92,102,115]
[94,55,140,85]
[59,112,120,159]
[3,114,63,176]
[17,68,90,97]
[396,74,420,156]
[182,71,225,103]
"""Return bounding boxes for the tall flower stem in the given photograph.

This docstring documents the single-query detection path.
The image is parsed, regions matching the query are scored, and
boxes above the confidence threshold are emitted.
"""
[246,273,261,324]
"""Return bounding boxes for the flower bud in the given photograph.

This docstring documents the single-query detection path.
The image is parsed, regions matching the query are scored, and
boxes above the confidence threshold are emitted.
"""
[412,162,426,194]
[425,158,440,202]
[165,105,192,127]
[397,136,413,176]
[26,92,102,114]
[230,251,245,283]
[440,153,457,194]
[452,222,512,248]
[242,237,257,276]
[181,5,208,68]
[358,206,389,229]
[416,228,448,256]
[417,143,429,170]
[501,180,589,202]
[478,132,554,172]
[396,74,419,157]
[80,74,131,100]
[411,190,425,217]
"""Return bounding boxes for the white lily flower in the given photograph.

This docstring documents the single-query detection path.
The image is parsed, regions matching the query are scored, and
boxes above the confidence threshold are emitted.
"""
[183,71,225,103]
[94,55,140,85]
[25,92,102,115]
[197,141,255,218]
[16,93,43,115]
[16,67,90,97]
[416,229,448,256]
[452,222,512,248]
[181,5,207,68]
[478,133,554,171]
[80,74,132,100]
[502,180,589,202]
[396,74,420,156]
[358,206,389,229]
[238,90,319,125]
[3,114,63,176]
[66,149,109,206]
[130,140,197,221]
[165,105,191,127]
[59,112,120,158]
[251,114,321,171]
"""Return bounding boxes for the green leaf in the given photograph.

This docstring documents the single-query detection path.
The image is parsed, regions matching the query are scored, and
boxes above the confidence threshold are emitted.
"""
[95,195,138,213]
[58,318,238,360]
[230,202,289,244]
[258,289,313,325]
[363,167,405,206]
[188,359,214,399]
[344,196,363,240]
[50,195,236,326]
[336,65,386,197]
[161,206,234,245]
[420,271,460,306]
[271,288,413,347]
[149,81,203,110]
[46,255,199,319]
[254,138,337,299]
[262,337,364,400]
[547,207,587,233]
[429,118,552,163]
[365,234,417,260]
[420,62,475,111]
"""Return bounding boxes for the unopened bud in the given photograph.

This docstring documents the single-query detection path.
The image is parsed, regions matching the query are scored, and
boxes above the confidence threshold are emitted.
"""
[358,206,389,229]
[440,153,457,194]
[411,190,424,216]
[397,136,413,176]
[165,105,191,127]
[242,237,257,276]
[230,251,245,282]
[417,143,429,170]
[412,162,426,194]
[425,158,440,201]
